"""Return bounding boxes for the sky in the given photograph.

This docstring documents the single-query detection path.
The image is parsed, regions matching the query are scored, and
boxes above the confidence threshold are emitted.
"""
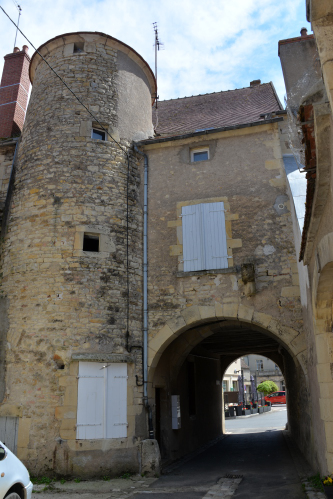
[0,0,311,105]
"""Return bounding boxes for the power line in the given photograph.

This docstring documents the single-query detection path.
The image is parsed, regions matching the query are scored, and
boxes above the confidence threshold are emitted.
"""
[0,5,139,354]
[0,5,128,158]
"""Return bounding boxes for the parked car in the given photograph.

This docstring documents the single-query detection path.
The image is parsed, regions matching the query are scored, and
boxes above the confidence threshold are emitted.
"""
[265,391,286,405]
[0,441,33,499]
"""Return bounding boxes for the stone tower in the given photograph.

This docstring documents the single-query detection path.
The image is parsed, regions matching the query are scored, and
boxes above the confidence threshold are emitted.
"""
[0,32,155,475]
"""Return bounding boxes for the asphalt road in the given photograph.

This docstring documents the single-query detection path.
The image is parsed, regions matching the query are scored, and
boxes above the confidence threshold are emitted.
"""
[132,405,305,498]
[33,407,307,498]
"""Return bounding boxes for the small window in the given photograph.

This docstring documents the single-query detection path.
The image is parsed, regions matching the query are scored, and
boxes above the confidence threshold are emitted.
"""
[256,360,263,371]
[92,129,106,141]
[73,42,85,54]
[83,233,99,252]
[222,380,228,391]
[191,148,209,162]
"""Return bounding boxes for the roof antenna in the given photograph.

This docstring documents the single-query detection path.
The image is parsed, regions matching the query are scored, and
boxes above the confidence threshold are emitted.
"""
[153,22,163,132]
[12,0,22,49]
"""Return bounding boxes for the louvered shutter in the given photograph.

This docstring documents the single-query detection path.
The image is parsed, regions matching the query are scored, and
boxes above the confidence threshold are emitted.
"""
[202,202,228,270]
[182,202,228,271]
[77,362,105,439]
[182,204,204,271]
[106,363,128,438]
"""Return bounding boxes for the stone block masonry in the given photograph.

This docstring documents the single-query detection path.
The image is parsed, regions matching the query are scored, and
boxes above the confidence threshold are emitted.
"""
[0,32,156,476]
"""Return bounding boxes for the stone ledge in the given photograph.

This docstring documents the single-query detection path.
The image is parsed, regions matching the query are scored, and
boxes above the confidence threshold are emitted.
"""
[72,353,135,363]
[177,266,239,277]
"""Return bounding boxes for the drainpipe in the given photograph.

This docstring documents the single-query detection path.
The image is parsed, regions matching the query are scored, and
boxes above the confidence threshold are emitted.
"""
[133,145,154,439]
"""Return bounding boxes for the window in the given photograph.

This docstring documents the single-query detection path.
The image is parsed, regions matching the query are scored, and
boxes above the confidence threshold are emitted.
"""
[256,360,263,371]
[73,42,85,53]
[92,128,106,141]
[76,362,127,439]
[182,202,229,272]
[232,381,238,391]
[83,233,99,252]
[191,147,209,162]
[222,380,228,391]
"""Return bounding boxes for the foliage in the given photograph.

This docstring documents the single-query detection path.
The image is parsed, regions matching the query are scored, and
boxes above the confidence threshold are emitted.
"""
[307,473,324,491]
[256,380,278,395]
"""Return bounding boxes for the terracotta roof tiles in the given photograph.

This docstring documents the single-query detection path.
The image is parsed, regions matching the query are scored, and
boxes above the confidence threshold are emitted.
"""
[153,82,283,137]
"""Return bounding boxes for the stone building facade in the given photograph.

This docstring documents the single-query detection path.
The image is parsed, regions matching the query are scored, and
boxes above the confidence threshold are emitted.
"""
[0,15,333,477]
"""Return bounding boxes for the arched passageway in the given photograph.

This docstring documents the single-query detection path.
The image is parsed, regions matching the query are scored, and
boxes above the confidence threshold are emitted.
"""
[150,317,309,465]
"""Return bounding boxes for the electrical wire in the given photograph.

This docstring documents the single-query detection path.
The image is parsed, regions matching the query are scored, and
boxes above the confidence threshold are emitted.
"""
[0,5,128,158]
[0,4,142,365]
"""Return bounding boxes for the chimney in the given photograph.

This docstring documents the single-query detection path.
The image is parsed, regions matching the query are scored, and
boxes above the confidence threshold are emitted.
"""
[250,80,261,87]
[300,27,308,37]
[0,45,30,138]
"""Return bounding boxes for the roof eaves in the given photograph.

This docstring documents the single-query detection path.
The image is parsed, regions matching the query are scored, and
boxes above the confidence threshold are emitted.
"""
[136,117,284,146]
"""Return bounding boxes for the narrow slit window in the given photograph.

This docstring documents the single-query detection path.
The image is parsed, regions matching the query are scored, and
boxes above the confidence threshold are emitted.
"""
[73,42,85,54]
[83,233,99,252]
[92,129,106,141]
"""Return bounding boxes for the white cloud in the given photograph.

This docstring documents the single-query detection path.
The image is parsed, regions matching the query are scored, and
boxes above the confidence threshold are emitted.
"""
[0,0,310,104]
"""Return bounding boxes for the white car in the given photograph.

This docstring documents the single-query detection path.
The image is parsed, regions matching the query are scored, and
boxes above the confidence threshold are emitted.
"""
[0,441,33,499]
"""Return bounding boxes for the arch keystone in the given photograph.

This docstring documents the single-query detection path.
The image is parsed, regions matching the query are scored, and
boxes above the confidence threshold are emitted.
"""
[181,306,201,325]
[238,304,254,322]
[222,302,239,318]
[199,306,216,320]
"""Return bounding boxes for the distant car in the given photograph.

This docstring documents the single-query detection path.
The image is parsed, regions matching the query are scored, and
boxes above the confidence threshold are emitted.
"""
[0,441,33,499]
[265,391,286,405]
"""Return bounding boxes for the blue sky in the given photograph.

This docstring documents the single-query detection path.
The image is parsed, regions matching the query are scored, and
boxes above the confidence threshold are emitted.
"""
[0,0,311,105]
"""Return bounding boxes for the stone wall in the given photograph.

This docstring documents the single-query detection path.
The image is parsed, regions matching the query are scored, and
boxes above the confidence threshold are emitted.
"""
[0,32,154,475]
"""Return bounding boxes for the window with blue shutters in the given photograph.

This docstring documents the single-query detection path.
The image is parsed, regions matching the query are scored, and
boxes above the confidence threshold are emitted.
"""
[182,202,229,272]
[76,362,128,439]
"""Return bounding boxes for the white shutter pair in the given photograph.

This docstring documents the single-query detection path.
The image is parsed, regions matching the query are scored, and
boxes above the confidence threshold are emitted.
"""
[76,362,127,439]
[182,202,229,272]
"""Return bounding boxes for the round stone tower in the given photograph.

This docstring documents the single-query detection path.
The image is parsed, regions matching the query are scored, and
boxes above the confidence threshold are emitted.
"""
[0,32,156,475]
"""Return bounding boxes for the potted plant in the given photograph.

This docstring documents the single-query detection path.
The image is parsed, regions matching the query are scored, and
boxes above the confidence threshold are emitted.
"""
[322,475,333,498]
[242,408,251,416]
[258,405,264,414]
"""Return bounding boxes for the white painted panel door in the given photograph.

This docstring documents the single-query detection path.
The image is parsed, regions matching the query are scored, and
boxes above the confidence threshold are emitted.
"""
[202,202,228,270]
[77,362,105,439]
[182,204,204,271]
[106,363,127,438]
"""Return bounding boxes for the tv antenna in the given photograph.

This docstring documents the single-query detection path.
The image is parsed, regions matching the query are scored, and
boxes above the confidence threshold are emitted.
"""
[153,22,163,106]
[12,0,22,49]
[153,22,163,132]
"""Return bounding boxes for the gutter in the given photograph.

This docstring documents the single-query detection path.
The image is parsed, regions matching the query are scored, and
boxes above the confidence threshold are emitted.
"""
[136,117,284,147]
[133,144,154,439]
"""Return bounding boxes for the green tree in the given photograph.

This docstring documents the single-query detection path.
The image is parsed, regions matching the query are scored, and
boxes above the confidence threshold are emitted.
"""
[257,380,278,395]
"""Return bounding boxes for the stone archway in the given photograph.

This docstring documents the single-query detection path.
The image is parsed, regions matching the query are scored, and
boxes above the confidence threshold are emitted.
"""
[148,305,309,464]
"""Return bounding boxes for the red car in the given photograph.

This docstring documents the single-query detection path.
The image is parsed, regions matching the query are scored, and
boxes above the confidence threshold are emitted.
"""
[265,391,286,405]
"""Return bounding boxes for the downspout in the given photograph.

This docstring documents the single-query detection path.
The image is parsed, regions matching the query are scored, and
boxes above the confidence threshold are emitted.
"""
[133,144,154,439]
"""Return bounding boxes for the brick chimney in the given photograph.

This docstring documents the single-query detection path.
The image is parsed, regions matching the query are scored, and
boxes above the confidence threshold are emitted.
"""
[0,45,30,138]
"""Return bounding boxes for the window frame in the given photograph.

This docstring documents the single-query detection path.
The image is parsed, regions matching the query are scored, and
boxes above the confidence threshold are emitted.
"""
[190,147,209,163]
[91,128,106,141]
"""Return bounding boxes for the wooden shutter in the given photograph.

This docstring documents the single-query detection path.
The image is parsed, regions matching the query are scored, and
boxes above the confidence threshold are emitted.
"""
[181,204,204,271]
[77,362,105,439]
[77,362,128,439]
[106,363,128,438]
[182,202,228,271]
[202,202,228,270]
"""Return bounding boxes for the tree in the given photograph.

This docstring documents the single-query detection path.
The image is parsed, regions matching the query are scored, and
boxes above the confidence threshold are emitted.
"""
[257,380,278,395]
